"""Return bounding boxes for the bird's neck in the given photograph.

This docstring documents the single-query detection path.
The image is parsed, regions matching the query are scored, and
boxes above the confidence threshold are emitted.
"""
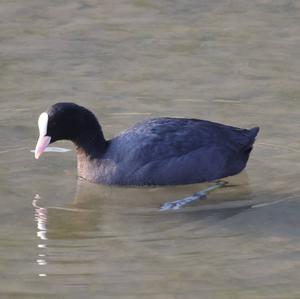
[76,149,99,182]
[74,129,107,181]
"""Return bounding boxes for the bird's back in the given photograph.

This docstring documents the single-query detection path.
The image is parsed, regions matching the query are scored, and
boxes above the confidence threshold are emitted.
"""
[102,118,259,185]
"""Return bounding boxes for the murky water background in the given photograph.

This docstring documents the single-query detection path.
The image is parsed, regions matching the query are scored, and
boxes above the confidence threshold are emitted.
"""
[0,0,300,298]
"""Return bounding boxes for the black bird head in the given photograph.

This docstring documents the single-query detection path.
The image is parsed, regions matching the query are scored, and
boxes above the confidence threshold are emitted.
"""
[35,102,104,159]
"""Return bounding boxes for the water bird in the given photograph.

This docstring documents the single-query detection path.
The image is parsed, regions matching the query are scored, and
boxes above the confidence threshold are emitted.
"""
[34,102,259,209]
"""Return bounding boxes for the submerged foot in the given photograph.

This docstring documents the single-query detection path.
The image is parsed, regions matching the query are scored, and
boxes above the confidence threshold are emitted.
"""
[160,181,228,211]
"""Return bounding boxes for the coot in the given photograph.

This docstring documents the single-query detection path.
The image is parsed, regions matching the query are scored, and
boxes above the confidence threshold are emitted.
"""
[35,102,259,186]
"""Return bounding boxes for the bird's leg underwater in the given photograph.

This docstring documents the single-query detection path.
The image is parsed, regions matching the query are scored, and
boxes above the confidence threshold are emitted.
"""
[160,181,228,211]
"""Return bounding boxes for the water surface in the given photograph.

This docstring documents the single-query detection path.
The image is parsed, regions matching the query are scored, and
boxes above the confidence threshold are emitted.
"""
[0,0,300,298]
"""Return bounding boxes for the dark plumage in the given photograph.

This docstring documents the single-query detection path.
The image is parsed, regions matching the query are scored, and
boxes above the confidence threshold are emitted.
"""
[35,102,259,185]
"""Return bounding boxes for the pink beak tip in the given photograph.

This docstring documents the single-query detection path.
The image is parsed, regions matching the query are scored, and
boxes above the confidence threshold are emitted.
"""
[34,136,51,160]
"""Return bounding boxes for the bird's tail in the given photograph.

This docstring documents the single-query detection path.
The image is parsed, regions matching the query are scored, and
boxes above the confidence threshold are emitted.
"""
[244,126,260,154]
[249,126,260,140]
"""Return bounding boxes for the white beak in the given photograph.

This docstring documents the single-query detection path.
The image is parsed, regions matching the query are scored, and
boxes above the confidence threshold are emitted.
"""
[35,112,51,159]
[35,136,51,159]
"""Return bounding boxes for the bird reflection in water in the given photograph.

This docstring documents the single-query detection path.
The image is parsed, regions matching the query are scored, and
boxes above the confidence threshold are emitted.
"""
[32,173,255,242]
[31,172,265,283]
[33,193,48,277]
